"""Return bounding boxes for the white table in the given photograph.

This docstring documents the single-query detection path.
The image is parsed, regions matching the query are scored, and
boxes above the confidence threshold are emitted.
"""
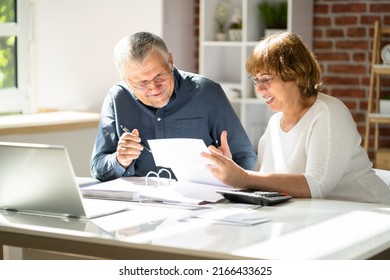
[1,198,389,260]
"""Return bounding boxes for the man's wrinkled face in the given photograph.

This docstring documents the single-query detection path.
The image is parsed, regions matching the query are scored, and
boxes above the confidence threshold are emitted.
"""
[124,51,174,108]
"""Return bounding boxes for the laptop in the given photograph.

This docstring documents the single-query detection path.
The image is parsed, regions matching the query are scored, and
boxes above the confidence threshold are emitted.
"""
[0,142,130,219]
[0,209,105,235]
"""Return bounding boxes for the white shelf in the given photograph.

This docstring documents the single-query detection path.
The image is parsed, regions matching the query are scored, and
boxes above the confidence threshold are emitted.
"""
[373,64,390,69]
[368,113,390,120]
[364,20,390,160]
[372,64,390,74]
[199,0,313,148]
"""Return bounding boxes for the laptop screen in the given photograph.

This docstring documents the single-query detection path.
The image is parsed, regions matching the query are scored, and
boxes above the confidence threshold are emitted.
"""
[0,142,87,217]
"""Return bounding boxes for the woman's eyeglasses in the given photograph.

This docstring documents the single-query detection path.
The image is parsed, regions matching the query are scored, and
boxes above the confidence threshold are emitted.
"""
[248,75,273,90]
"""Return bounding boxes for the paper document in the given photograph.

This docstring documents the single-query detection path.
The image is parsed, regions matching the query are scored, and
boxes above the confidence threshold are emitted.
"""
[81,176,227,205]
[80,177,166,201]
[139,181,230,205]
[181,207,270,226]
[138,186,203,205]
[81,138,234,205]
[148,138,229,187]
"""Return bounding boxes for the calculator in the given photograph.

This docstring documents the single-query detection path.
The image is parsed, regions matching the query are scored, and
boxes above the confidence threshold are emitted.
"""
[216,189,292,206]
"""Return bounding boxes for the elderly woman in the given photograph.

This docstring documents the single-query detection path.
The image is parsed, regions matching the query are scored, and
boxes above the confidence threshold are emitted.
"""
[202,32,390,204]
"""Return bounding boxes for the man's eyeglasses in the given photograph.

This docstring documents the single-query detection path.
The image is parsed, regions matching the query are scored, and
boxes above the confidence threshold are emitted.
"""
[131,72,172,91]
[248,75,273,90]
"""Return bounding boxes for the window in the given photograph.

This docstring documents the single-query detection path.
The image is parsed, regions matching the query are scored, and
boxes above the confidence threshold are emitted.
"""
[0,0,30,114]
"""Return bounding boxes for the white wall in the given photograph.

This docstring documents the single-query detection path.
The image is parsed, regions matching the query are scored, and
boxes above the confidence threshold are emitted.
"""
[32,0,195,112]
[0,128,97,177]
[163,0,196,72]
[8,0,196,176]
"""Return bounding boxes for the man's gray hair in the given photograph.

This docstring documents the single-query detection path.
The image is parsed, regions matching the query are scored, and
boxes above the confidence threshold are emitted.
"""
[113,32,170,77]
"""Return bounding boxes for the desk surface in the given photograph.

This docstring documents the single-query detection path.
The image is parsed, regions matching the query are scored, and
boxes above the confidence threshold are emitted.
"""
[1,199,390,260]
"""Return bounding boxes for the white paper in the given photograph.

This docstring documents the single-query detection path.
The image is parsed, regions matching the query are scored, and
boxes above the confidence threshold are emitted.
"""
[148,138,229,187]
[139,185,203,205]
[80,177,162,201]
[80,176,226,205]
[182,207,270,226]
[139,181,230,204]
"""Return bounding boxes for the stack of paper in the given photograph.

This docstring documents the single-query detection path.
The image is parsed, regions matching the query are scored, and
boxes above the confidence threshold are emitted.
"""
[138,181,229,205]
[138,185,203,205]
[80,177,160,201]
[80,177,228,205]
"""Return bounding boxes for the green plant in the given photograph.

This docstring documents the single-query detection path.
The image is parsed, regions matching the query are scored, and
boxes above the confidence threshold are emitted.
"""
[258,1,287,29]
[381,94,390,100]
[215,1,229,33]
[0,0,17,89]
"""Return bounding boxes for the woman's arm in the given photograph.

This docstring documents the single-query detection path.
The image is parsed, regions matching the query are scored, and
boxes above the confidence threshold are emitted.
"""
[202,150,311,197]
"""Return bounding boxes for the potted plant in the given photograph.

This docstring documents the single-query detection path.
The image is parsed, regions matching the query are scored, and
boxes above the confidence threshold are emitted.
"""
[380,95,390,114]
[228,8,242,41]
[215,1,229,41]
[258,1,288,37]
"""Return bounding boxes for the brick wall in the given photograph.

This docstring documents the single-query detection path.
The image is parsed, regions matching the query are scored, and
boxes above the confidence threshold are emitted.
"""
[194,0,390,161]
[313,0,390,160]
[194,0,200,72]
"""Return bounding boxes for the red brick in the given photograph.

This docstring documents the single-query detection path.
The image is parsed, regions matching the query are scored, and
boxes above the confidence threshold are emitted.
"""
[313,41,333,49]
[335,16,358,25]
[322,76,359,85]
[336,40,369,50]
[352,52,366,62]
[316,52,349,61]
[357,126,367,137]
[360,101,368,111]
[332,3,367,13]
[328,64,367,74]
[343,100,357,110]
[355,112,367,123]
[313,29,323,38]
[326,29,344,37]
[347,27,366,37]
[331,88,366,98]
[361,16,382,25]
[370,4,390,13]
[314,17,332,26]
[314,4,329,14]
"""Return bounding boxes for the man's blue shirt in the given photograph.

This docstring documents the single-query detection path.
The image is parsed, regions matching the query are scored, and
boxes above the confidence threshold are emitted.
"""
[90,68,256,181]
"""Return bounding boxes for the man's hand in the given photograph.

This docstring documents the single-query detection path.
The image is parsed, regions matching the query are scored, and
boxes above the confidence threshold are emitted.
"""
[116,128,144,168]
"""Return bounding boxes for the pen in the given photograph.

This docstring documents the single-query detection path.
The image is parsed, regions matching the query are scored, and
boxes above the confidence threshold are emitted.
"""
[120,125,152,153]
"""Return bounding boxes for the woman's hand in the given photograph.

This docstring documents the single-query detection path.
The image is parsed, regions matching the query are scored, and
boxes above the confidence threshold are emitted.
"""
[201,148,247,188]
[208,130,232,159]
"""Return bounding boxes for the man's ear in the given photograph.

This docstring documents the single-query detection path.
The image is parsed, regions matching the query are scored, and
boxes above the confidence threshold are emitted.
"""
[169,53,174,69]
